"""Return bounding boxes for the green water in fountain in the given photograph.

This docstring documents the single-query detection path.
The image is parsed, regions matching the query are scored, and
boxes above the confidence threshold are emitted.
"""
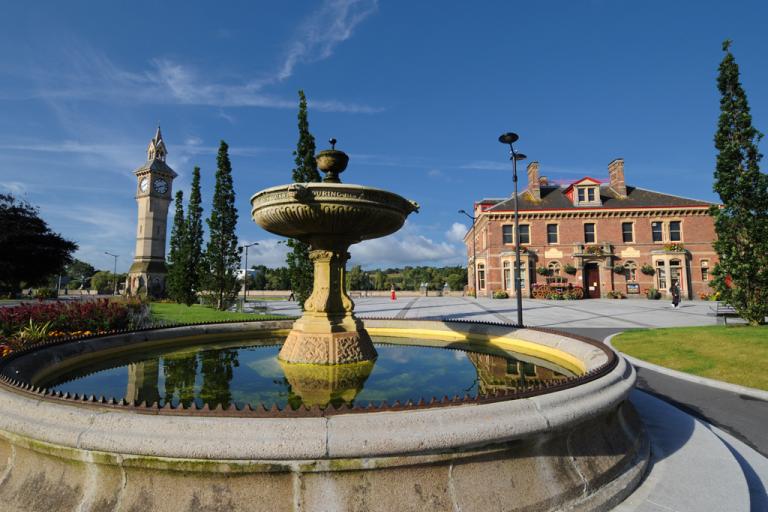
[39,336,572,410]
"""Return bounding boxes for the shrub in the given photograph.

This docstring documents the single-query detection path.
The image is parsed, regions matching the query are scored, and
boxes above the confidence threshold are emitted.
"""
[563,264,577,275]
[546,276,568,284]
[34,288,58,300]
[646,288,662,300]
[640,264,655,276]
[605,290,626,299]
[492,290,509,299]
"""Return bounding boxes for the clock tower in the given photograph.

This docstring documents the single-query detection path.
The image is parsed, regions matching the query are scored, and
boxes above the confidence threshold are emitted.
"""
[127,126,177,297]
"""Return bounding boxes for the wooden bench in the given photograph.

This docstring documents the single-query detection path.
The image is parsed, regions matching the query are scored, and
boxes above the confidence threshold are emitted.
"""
[714,302,739,325]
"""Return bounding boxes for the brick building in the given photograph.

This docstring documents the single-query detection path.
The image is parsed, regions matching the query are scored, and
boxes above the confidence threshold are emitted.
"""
[464,159,718,299]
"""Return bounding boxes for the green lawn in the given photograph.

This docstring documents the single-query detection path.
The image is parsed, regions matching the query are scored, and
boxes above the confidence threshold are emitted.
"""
[149,303,287,324]
[612,325,768,391]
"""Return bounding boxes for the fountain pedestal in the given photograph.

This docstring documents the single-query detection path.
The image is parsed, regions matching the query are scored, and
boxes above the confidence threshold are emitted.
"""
[279,245,377,364]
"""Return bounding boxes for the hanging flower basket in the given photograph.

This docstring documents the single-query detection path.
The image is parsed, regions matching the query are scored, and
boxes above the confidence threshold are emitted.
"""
[640,264,655,276]
[536,266,552,276]
[664,243,686,252]
[584,245,603,255]
[564,264,577,275]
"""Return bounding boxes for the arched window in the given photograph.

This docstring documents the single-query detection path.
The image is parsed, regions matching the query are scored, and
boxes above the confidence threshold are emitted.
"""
[503,261,512,290]
[548,261,561,276]
[624,261,637,282]
[477,263,486,290]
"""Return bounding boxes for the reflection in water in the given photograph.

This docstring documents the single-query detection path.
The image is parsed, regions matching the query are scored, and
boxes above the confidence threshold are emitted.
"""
[126,361,160,405]
[200,350,240,409]
[467,353,569,395]
[163,353,198,407]
[44,339,571,410]
[280,360,374,408]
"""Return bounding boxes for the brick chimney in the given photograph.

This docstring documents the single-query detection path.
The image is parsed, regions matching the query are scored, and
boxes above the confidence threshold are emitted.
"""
[608,158,627,198]
[526,161,541,201]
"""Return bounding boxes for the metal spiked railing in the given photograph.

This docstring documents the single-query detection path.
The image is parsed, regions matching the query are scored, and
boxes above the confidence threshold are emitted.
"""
[0,317,617,418]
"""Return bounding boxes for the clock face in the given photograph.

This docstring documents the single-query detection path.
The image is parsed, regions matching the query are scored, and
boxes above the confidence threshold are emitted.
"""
[139,177,149,193]
[153,178,168,194]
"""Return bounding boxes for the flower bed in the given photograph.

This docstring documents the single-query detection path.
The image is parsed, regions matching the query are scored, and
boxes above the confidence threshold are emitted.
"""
[0,299,145,355]
[532,284,584,300]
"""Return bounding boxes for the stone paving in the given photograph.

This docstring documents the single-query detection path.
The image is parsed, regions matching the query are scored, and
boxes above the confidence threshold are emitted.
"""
[266,296,722,329]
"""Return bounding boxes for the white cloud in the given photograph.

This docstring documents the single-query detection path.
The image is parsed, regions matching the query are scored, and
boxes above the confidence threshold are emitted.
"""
[459,160,511,171]
[275,0,379,82]
[348,223,462,268]
[241,239,291,268]
[445,222,468,243]
[0,181,27,195]
[16,2,382,114]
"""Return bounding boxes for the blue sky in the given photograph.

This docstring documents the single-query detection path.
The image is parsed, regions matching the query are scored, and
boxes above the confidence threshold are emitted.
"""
[1,1,766,272]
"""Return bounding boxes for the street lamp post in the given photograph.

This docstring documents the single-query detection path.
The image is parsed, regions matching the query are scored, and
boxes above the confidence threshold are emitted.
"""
[104,252,119,295]
[241,242,259,310]
[458,209,476,297]
[498,133,527,326]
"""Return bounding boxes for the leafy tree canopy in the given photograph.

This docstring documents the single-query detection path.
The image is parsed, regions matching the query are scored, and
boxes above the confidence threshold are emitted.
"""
[0,194,77,295]
[710,40,768,325]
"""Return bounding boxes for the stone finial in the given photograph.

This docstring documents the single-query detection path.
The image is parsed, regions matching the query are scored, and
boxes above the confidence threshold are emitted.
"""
[608,158,627,198]
[316,139,349,183]
[527,162,541,201]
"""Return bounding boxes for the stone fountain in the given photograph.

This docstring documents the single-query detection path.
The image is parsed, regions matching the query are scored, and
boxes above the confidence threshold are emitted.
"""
[250,140,418,364]
[0,140,648,511]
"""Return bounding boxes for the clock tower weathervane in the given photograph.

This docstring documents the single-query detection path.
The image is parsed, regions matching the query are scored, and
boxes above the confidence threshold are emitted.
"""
[127,126,177,297]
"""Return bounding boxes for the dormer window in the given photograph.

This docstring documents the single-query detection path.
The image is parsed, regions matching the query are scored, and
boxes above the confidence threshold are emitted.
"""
[566,178,602,207]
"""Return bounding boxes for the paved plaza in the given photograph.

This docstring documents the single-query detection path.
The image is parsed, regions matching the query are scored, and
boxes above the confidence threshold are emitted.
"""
[267,295,724,329]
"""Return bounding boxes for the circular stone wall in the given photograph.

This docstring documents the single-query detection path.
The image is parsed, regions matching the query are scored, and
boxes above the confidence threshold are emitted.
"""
[0,320,647,512]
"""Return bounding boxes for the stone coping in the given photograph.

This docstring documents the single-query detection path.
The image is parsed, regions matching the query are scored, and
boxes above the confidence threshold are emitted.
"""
[0,319,633,462]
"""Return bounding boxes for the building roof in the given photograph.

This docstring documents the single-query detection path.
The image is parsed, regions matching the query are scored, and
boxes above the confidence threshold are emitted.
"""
[134,158,178,178]
[485,184,714,212]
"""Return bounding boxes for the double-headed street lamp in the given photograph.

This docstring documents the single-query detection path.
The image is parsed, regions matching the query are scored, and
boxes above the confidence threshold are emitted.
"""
[498,133,526,327]
[458,209,476,297]
[104,252,119,295]
[241,242,259,308]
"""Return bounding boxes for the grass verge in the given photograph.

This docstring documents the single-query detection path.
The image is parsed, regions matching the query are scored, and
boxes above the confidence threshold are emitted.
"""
[612,325,768,391]
[149,303,285,324]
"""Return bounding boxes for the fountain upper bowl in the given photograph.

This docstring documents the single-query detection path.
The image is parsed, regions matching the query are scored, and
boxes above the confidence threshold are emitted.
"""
[251,183,419,243]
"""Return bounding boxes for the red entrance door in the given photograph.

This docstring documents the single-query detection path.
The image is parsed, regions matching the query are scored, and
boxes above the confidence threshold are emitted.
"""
[584,263,601,299]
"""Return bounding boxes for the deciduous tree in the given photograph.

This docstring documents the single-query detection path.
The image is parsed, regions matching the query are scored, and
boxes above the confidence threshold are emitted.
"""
[0,194,77,296]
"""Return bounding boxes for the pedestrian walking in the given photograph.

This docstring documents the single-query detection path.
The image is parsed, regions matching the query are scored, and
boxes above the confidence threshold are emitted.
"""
[288,290,295,301]
[390,284,396,301]
[669,281,681,308]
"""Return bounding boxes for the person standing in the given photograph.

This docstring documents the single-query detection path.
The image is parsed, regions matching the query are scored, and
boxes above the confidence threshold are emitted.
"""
[390,284,396,301]
[669,280,681,308]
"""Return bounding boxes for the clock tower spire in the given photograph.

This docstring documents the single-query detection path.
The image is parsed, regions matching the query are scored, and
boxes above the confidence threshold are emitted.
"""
[127,126,178,297]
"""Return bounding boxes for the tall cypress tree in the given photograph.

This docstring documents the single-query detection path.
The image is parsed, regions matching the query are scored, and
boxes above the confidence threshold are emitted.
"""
[166,191,187,302]
[203,141,241,310]
[711,40,768,325]
[182,166,205,306]
[286,90,320,308]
